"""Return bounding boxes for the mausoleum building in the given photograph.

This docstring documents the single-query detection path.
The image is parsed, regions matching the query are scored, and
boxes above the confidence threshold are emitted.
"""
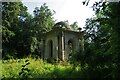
[40,21,84,61]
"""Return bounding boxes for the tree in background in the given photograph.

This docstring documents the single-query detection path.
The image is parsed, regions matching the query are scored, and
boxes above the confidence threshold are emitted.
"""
[2,2,29,59]
[70,21,79,31]
[33,3,55,33]
[26,3,55,56]
[71,1,120,79]
[2,2,55,59]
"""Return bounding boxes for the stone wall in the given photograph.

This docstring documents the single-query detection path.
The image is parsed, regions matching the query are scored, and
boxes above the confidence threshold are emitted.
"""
[41,28,84,61]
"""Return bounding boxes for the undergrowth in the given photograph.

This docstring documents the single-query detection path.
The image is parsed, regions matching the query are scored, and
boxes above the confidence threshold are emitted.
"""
[2,57,81,78]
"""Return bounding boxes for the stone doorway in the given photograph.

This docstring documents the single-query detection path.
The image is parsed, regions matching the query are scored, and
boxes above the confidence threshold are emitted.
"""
[48,40,53,58]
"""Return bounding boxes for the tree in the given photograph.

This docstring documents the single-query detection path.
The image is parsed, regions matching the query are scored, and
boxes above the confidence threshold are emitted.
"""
[82,1,120,79]
[2,2,56,58]
[33,3,55,33]
[25,3,55,55]
[72,1,120,79]
[70,21,79,31]
[2,2,20,59]
[2,2,30,59]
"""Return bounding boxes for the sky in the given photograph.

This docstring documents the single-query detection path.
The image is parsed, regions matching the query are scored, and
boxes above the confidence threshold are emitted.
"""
[22,0,100,28]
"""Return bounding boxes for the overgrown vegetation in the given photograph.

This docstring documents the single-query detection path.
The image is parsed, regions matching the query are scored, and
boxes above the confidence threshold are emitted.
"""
[1,0,120,79]
[2,57,81,78]
[70,1,120,79]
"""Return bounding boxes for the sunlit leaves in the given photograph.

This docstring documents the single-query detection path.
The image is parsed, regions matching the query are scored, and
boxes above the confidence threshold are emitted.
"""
[33,3,55,33]
[30,37,39,53]
[2,26,15,43]
[74,1,120,79]
[70,21,79,31]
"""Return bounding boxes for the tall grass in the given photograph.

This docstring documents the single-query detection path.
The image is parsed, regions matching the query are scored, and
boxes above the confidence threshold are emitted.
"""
[2,57,81,78]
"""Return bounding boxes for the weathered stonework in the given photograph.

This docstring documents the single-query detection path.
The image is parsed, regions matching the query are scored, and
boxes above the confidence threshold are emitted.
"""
[41,21,84,61]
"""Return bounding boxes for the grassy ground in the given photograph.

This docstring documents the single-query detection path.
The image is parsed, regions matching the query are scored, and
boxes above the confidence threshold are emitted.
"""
[2,57,81,78]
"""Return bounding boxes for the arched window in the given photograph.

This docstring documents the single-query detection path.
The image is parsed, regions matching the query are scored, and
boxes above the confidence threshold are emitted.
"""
[68,39,74,58]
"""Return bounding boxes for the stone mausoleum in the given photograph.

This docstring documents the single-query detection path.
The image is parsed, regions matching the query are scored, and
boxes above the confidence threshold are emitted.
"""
[40,21,84,61]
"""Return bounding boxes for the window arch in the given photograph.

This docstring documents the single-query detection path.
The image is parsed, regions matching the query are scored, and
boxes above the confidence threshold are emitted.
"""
[68,39,74,58]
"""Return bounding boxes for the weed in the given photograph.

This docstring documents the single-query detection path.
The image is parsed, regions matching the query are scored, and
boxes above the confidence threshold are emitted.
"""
[19,59,31,78]
[2,58,81,78]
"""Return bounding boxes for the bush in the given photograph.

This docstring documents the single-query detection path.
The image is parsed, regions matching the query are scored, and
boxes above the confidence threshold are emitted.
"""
[2,57,82,78]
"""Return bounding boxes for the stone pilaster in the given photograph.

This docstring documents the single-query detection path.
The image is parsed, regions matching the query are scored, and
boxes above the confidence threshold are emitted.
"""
[61,31,65,61]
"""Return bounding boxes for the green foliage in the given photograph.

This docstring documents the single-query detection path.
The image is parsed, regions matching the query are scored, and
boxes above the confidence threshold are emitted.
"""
[33,3,55,33]
[2,58,81,78]
[70,1,120,79]
[70,21,79,31]
[19,59,31,78]
[23,3,55,55]
[2,2,55,58]
[2,26,15,43]
[2,1,120,79]
[2,2,30,58]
